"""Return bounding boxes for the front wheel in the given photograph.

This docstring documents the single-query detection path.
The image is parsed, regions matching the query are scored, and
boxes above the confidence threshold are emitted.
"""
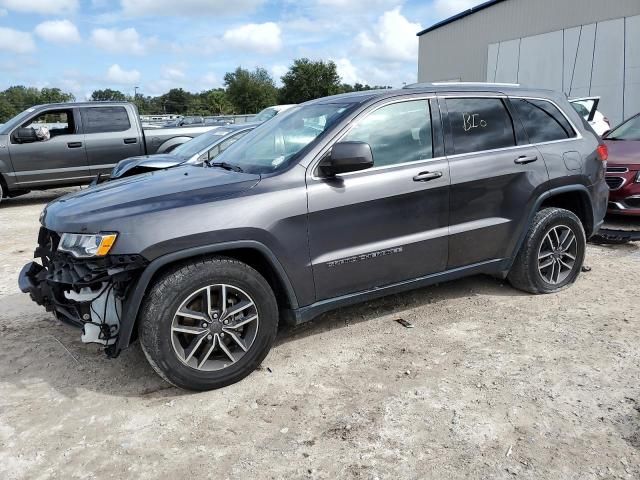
[508,208,586,294]
[139,257,278,391]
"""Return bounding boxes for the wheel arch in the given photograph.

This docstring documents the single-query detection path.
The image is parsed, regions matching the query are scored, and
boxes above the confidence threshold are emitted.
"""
[155,136,193,154]
[113,241,298,355]
[502,185,594,276]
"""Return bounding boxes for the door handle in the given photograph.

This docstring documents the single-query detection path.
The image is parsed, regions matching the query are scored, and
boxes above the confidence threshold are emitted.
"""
[67,142,83,148]
[124,138,137,144]
[515,155,538,165]
[413,171,443,182]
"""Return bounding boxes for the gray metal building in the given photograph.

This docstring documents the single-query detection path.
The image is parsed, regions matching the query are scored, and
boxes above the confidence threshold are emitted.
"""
[417,0,640,125]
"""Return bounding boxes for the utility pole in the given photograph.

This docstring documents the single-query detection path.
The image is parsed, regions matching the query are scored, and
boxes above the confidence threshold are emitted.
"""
[134,86,140,110]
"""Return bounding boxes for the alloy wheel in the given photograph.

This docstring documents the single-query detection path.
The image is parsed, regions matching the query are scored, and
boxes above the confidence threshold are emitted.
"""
[537,225,578,285]
[170,284,259,371]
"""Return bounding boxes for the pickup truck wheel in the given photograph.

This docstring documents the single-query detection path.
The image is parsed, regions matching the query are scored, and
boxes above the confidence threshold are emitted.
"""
[139,257,278,391]
[507,208,586,294]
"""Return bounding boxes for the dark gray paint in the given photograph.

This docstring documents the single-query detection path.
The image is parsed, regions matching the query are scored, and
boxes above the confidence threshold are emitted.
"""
[27,85,608,353]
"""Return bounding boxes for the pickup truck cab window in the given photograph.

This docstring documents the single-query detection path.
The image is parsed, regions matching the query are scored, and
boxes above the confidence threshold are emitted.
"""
[511,98,575,143]
[445,97,516,155]
[342,99,433,167]
[18,108,76,140]
[81,106,131,134]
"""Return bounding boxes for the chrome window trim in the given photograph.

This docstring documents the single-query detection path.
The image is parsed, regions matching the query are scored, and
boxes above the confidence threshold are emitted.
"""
[309,95,438,181]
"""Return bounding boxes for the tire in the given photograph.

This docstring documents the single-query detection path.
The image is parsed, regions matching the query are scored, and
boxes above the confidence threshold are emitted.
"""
[507,208,586,294]
[139,257,278,391]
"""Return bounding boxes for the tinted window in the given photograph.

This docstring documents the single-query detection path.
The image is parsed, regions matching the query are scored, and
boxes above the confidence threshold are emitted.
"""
[512,98,574,143]
[446,98,515,154]
[343,100,432,167]
[83,107,131,134]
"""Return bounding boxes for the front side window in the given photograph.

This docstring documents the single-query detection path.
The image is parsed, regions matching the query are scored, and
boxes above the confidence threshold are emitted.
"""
[23,109,75,137]
[214,103,355,174]
[512,98,575,143]
[607,114,640,141]
[83,106,131,134]
[446,98,516,155]
[342,100,433,167]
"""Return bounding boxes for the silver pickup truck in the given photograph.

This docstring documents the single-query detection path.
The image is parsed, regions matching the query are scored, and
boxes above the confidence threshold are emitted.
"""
[0,101,219,202]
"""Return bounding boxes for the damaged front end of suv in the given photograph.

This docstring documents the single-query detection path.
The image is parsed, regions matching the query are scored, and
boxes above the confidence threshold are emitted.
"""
[19,228,147,356]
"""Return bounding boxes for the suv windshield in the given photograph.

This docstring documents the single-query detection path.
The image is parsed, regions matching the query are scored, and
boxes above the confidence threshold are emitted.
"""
[171,129,233,160]
[606,115,640,141]
[212,103,355,174]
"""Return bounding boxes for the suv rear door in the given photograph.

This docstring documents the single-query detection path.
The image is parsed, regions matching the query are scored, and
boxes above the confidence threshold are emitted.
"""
[8,107,91,188]
[81,105,144,177]
[440,93,549,268]
[306,96,450,301]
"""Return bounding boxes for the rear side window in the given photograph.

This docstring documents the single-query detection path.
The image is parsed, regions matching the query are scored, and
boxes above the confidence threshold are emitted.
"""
[82,107,131,134]
[446,98,516,155]
[343,99,433,167]
[511,98,575,143]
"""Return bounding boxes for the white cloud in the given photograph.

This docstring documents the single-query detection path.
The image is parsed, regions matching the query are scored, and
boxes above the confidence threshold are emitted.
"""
[433,0,480,19]
[0,0,77,14]
[163,66,185,81]
[223,22,282,54]
[316,0,399,12]
[107,64,140,84]
[0,27,35,54]
[355,8,421,62]
[91,27,146,55]
[121,0,263,16]
[334,58,362,85]
[34,20,80,44]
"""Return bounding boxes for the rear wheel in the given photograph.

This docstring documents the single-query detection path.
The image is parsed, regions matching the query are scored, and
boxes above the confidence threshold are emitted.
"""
[508,208,586,294]
[139,257,278,391]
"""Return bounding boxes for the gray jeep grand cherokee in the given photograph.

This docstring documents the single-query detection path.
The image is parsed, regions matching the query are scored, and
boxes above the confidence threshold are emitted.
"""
[19,84,609,391]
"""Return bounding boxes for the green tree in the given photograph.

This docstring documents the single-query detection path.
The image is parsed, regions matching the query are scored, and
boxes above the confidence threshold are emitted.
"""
[91,88,127,102]
[200,89,233,115]
[279,58,341,104]
[161,88,190,114]
[224,67,278,114]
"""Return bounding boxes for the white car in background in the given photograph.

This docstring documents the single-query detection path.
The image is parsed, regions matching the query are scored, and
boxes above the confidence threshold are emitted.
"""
[569,97,611,137]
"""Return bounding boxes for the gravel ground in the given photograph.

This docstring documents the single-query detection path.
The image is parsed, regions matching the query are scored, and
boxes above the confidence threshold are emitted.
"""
[1,190,639,480]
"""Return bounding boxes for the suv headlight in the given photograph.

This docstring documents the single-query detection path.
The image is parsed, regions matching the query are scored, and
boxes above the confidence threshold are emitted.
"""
[635,171,640,183]
[58,233,118,258]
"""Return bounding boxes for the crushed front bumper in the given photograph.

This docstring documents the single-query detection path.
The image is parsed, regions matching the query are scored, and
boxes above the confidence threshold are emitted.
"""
[19,228,148,355]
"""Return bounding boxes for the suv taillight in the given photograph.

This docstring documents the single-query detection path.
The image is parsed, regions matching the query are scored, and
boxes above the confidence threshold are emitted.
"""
[597,144,608,162]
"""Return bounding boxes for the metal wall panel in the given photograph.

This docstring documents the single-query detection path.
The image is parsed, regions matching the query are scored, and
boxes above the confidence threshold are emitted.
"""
[591,19,625,125]
[487,43,499,82]
[625,15,640,120]
[562,27,581,95]
[494,39,520,84]
[518,31,563,91]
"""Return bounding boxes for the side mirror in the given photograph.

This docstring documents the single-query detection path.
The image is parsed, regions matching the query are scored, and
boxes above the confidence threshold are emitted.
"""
[318,141,374,177]
[13,127,38,144]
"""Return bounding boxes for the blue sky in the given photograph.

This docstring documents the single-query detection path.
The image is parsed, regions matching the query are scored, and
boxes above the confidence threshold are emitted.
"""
[0,0,478,99]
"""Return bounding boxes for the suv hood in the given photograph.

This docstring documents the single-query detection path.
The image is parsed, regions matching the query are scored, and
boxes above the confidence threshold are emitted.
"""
[42,165,261,233]
[111,153,186,179]
[604,139,640,168]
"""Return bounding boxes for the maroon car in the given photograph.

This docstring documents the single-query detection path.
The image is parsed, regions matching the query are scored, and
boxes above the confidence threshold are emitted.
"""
[605,113,640,216]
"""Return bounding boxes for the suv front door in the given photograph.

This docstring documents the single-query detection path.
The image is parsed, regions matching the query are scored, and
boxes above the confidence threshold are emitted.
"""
[441,94,549,269]
[306,97,450,301]
[8,107,91,188]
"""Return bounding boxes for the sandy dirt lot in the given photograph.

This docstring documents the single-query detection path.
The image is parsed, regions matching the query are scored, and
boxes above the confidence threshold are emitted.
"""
[1,190,639,480]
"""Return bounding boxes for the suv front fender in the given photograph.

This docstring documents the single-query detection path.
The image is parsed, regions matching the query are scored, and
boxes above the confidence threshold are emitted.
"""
[112,240,298,355]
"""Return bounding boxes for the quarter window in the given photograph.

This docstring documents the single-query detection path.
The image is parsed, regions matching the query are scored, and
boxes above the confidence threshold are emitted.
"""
[343,100,433,167]
[511,98,575,143]
[446,98,516,155]
[82,107,131,134]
